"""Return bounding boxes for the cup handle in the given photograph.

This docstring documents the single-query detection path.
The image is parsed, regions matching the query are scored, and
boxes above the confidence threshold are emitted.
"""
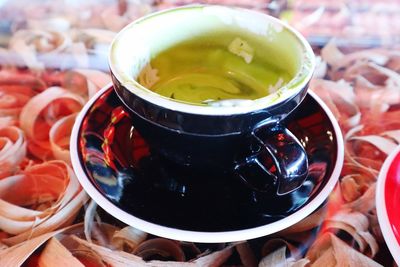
[235,123,308,195]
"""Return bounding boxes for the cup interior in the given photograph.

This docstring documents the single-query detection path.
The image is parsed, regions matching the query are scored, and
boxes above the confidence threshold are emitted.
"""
[109,5,315,115]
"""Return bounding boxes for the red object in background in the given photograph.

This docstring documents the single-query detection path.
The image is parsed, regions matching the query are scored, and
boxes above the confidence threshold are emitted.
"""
[385,151,400,245]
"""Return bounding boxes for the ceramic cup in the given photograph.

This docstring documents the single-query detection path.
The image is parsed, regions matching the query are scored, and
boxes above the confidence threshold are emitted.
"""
[109,5,315,195]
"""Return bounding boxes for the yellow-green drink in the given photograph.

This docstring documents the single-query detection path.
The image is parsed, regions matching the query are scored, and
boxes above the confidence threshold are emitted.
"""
[138,35,294,105]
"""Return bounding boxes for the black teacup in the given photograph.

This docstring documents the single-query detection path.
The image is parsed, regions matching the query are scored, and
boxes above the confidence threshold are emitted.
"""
[109,6,315,195]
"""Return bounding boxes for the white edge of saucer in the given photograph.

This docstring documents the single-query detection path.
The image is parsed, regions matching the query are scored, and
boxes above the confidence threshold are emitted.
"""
[70,84,345,243]
[376,145,400,265]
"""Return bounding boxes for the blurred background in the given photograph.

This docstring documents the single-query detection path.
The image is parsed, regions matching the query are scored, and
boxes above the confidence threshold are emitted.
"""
[1,0,399,72]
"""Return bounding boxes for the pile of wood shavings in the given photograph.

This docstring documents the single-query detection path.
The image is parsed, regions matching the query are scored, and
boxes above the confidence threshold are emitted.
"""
[284,0,400,46]
[0,16,399,267]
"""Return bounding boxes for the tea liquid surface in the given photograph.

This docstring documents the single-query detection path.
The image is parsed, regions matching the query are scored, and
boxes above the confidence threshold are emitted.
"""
[138,38,292,105]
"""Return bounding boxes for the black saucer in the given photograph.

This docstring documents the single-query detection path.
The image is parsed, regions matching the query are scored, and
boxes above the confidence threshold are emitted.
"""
[76,87,338,233]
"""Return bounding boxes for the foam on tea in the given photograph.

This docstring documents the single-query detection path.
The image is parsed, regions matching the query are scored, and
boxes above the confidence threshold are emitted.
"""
[137,36,293,105]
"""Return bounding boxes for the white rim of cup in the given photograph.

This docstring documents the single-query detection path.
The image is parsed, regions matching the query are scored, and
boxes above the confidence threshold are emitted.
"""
[109,5,316,116]
[70,84,344,243]
[376,145,400,265]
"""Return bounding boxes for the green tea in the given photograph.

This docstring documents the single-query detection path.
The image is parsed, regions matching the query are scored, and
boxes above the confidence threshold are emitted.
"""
[138,37,293,105]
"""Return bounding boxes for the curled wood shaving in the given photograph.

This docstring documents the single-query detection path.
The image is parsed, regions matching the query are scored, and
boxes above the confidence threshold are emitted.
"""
[0,228,64,266]
[306,233,382,267]
[112,226,148,252]
[344,157,380,174]
[259,246,309,267]
[134,238,185,262]
[58,234,108,267]
[27,17,71,32]
[0,117,15,128]
[192,245,233,267]
[71,29,115,51]
[326,211,378,257]
[290,6,325,31]
[345,142,386,174]
[60,71,95,100]
[0,222,106,266]
[259,246,287,267]
[0,85,35,117]
[361,110,400,137]
[321,40,390,71]
[69,43,89,69]
[342,161,377,182]
[73,236,178,266]
[37,237,84,267]
[341,175,362,202]
[83,202,123,250]
[382,130,400,143]
[19,86,84,159]
[340,164,376,203]
[83,199,98,244]
[9,30,71,70]
[2,189,88,246]
[261,238,299,259]
[0,69,46,92]
[344,124,364,141]
[354,83,400,114]
[314,56,328,78]
[20,86,84,140]
[49,113,76,164]
[0,126,26,179]
[235,242,258,267]
[311,78,360,129]
[72,69,111,94]
[348,135,398,155]
[8,26,117,71]
[279,205,327,235]
[0,161,88,246]
[344,183,377,214]
[100,3,152,32]
[367,62,400,86]
[368,209,384,243]
[320,40,345,69]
